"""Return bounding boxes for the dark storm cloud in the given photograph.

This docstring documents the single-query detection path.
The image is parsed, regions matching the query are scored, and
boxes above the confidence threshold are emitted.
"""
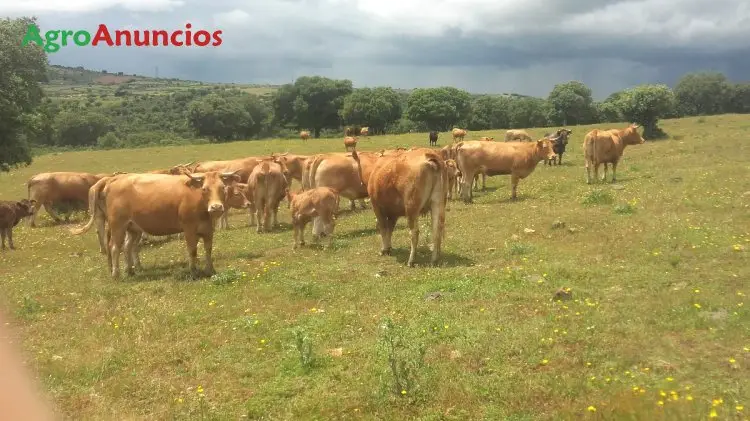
[3,0,750,98]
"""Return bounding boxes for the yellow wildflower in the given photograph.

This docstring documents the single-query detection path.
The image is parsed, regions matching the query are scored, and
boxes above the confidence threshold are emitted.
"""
[587,406,596,412]
[709,408,718,418]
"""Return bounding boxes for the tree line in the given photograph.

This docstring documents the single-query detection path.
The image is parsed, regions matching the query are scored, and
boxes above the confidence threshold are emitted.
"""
[2,16,750,172]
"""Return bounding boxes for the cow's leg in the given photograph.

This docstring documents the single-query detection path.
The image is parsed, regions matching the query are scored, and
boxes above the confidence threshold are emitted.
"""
[272,203,279,226]
[6,228,13,250]
[431,202,445,266]
[482,173,486,191]
[248,204,256,227]
[27,201,42,227]
[460,171,474,203]
[123,231,136,276]
[299,221,307,246]
[373,207,392,255]
[593,162,600,183]
[43,203,63,223]
[406,215,420,267]
[108,227,127,279]
[202,233,215,275]
[359,199,367,209]
[263,205,272,232]
[255,204,263,233]
[511,174,520,200]
[132,232,143,271]
[350,199,356,211]
[602,163,609,182]
[585,159,592,184]
[293,222,300,248]
[182,230,200,274]
[1,229,7,249]
[558,153,563,165]
[611,161,619,183]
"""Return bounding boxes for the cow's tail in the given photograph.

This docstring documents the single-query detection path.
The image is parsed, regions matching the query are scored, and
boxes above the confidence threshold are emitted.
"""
[350,150,366,188]
[69,177,106,236]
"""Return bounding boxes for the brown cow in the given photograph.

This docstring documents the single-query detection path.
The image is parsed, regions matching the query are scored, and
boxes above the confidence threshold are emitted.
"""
[70,170,241,278]
[0,199,36,250]
[287,187,340,249]
[583,123,645,184]
[217,183,252,230]
[456,138,556,202]
[246,161,289,232]
[300,130,310,141]
[452,128,467,142]
[149,161,196,175]
[351,148,447,267]
[360,127,370,137]
[344,136,358,152]
[274,153,309,186]
[26,171,123,227]
[308,152,381,211]
[191,155,279,183]
[505,130,533,142]
[445,159,462,200]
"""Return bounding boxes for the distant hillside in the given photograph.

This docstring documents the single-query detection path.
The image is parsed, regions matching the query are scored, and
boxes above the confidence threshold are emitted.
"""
[42,64,529,100]
[42,64,282,98]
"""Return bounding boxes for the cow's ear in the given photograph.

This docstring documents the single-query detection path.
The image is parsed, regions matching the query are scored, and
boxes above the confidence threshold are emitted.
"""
[184,174,204,188]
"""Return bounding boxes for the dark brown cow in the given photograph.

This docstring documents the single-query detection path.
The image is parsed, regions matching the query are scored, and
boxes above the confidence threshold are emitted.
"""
[0,199,36,250]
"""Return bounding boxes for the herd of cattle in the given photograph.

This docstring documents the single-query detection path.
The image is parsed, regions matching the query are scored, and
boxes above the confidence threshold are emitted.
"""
[0,123,646,279]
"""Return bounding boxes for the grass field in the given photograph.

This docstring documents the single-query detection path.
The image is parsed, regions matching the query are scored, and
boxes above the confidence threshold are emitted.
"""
[1,114,749,420]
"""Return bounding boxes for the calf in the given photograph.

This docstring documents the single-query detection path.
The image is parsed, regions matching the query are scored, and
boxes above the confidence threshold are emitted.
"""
[583,123,645,184]
[0,199,36,250]
[300,130,310,141]
[217,182,252,229]
[429,131,439,146]
[246,161,289,232]
[456,138,556,202]
[352,148,447,267]
[445,159,462,200]
[288,187,340,249]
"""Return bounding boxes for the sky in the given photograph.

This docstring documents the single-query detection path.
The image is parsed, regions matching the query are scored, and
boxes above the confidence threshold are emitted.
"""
[3,0,750,100]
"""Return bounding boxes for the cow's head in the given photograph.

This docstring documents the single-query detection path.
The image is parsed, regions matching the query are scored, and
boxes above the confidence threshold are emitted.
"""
[535,137,556,161]
[555,129,572,145]
[225,182,251,209]
[14,199,37,218]
[184,170,241,216]
[623,123,645,145]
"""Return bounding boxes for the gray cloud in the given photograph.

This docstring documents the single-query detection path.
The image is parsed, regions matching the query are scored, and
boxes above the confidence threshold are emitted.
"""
[4,0,749,99]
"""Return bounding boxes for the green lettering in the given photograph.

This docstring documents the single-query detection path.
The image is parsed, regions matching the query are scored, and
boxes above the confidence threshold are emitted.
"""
[44,30,60,53]
[73,30,91,46]
[61,30,74,46]
[21,24,44,48]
